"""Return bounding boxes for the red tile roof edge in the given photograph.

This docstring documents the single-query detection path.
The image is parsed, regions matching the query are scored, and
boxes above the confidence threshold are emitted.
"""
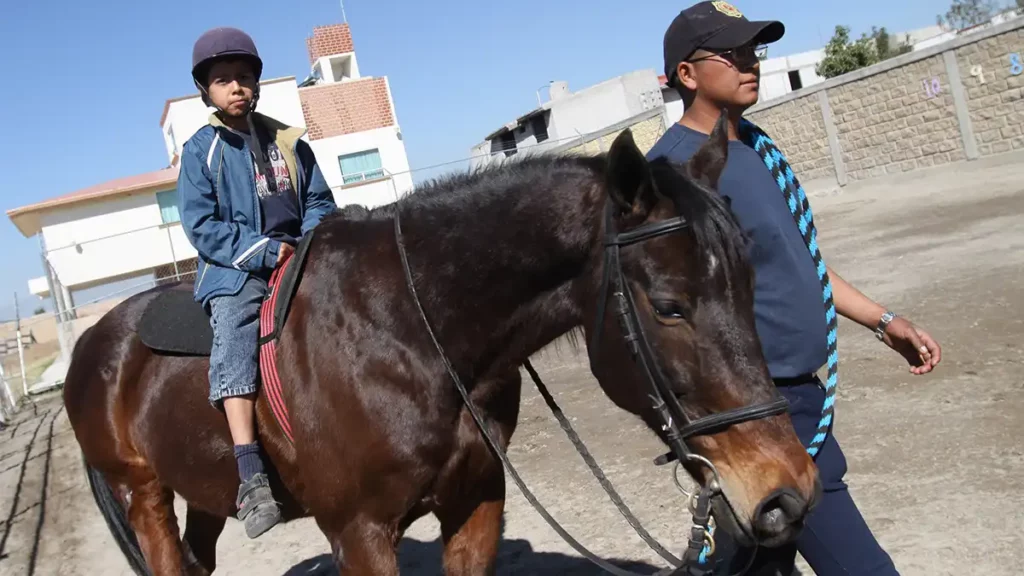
[7,166,180,218]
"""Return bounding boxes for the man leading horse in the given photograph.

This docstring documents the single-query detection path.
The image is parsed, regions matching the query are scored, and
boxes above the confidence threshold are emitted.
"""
[647,3,943,574]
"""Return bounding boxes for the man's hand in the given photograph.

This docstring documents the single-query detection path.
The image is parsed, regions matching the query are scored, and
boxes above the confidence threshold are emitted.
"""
[276,243,295,268]
[881,317,942,375]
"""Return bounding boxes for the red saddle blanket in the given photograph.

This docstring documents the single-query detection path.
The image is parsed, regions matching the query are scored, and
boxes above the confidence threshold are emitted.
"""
[259,255,295,443]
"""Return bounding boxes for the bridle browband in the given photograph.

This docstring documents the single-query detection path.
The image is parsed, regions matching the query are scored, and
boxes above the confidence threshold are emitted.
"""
[395,195,789,576]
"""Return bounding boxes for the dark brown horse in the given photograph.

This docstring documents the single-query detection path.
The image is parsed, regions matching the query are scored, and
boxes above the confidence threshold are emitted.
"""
[63,117,819,576]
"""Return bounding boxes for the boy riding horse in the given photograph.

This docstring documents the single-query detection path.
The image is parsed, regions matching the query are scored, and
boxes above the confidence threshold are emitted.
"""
[177,27,337,539]
[648,2,942,574]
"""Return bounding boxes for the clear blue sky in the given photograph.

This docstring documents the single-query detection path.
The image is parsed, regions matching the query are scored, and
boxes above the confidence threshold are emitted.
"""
[0,0,954,319]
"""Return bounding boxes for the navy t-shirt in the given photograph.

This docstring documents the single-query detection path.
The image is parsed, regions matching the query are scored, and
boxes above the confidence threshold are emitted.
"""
[646,123,827,378]
[230,126,302,246]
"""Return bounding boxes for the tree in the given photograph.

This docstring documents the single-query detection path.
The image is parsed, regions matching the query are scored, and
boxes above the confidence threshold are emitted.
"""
[937,0,998,31]
[872,26,913,60]
[815,26,879,79]
[33,307,45,316]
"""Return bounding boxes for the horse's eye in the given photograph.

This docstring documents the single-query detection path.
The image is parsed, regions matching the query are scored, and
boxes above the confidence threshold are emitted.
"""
[651,299,689,321]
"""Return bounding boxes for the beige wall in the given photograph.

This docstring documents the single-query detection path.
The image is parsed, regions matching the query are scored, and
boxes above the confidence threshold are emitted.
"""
[744,20,1024,186]
[556,111,668,157]
[0,299,123,344]
[832,54,963,180]
[747,94,835,182]
[956,28,1024,156]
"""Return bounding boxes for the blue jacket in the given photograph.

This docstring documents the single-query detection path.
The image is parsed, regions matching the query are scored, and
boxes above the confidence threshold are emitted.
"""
[177,112,337,307]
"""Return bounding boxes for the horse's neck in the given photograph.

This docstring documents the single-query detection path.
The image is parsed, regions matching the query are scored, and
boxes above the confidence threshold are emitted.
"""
[402,176,602,374]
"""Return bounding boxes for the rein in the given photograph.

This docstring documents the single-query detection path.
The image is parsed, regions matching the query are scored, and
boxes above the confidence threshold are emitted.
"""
[739,120,839,458]
[393,192,787,575]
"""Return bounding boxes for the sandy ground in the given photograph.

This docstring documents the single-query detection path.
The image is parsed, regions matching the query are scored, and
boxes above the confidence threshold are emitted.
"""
[1,151,1022,576]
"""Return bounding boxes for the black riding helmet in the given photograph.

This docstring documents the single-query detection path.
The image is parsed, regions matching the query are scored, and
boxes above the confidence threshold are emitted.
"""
[191,27,264,113]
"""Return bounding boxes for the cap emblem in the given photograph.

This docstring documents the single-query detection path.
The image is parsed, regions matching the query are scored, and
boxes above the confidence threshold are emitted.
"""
[712,1,743,17]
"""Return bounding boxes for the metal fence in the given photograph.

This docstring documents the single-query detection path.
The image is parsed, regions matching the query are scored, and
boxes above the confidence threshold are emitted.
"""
[1,221,199,415]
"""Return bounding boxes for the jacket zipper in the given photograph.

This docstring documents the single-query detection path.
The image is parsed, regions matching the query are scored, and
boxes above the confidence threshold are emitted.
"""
[293,139,306,220]
[195,261,210,295]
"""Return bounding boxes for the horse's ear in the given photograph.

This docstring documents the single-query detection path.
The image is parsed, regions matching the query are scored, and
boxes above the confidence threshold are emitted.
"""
[606,129,658,215]
[686,109,730,189]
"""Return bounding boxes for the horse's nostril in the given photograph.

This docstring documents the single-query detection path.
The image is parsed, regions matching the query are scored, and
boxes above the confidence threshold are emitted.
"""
[754,488,807,536]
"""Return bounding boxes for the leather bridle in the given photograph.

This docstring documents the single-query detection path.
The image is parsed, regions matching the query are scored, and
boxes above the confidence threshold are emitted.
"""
[395,196,790,576]
[588,200,790,572]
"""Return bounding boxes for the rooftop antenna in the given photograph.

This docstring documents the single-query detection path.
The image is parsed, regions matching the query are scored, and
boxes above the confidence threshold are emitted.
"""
[340,0,348,23]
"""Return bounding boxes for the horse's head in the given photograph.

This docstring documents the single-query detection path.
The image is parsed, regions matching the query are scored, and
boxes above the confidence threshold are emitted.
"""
[583,114,820,548]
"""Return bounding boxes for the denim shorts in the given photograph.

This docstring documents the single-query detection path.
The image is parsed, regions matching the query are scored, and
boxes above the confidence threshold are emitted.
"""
[207,275,268,407]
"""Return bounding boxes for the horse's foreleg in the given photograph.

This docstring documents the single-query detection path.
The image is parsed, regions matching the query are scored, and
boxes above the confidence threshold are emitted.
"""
[182,505,227,576]
[324,519,401,576]
[126,476,187,575]
[437,369,520,576]
[438,485,506,576]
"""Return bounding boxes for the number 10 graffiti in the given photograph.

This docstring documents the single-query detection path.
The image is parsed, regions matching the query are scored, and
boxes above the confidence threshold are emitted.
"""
[923,77,942,98]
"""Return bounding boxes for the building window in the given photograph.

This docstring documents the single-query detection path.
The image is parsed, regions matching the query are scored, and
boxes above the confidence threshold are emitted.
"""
[339,149,384,184]
[788,70,803,91]
[530,115,549,143]
[493,132,517,157]
[156,190,180,224]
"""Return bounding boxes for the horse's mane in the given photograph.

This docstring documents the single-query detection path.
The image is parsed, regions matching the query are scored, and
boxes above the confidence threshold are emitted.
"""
[324,153,605,223]
[320,149,749,356]
[323,150,748,277]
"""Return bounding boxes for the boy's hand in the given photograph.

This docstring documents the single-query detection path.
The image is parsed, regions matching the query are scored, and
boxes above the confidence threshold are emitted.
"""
[276,243,295,267]
[881,317,942,375]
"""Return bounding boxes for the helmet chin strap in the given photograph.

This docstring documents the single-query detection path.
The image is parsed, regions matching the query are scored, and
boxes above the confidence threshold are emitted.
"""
[193,80,271,188]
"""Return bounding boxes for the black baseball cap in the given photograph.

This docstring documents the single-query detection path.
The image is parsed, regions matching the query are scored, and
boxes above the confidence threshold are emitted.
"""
[663,1,785,85]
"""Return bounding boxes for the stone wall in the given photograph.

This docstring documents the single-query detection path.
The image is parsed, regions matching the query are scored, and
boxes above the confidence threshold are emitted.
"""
[745,18,1024,186]
[747,94,834,182]
[955,27,1024,156]
[554,109,667,156]
[832,55,963,180]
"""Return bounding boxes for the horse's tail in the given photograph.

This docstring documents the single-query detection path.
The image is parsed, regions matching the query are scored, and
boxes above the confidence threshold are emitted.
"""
[83,456,151,576]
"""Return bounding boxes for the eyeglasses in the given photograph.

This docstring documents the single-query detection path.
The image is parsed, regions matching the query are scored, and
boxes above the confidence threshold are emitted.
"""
[689,44,768,67]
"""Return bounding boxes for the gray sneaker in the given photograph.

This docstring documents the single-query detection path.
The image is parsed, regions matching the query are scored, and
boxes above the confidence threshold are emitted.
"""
[236,473,282,539]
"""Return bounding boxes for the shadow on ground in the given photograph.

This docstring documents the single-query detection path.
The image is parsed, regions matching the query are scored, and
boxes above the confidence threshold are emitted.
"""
[285,537,666,575]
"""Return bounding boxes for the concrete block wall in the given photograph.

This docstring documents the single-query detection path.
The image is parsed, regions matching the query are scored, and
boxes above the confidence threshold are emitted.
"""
[748,95,835,181]
[555,111,668,157]
[832,55,963,179]
[744,19,1024,187]
[955,28,1024,156]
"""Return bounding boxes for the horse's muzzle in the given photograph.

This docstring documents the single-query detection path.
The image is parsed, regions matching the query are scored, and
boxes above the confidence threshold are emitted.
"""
[752,478,823,547]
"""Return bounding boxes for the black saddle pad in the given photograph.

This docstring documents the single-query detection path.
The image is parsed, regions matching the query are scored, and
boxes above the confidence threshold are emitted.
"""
[138,232,315,357]
[138,287,214,356]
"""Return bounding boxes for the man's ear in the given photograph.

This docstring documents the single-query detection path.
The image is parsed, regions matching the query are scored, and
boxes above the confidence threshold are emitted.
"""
[686,108,730,189]
[606,129,659,217]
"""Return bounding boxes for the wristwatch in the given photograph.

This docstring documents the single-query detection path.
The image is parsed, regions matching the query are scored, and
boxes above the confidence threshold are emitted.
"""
[875,311,897,341]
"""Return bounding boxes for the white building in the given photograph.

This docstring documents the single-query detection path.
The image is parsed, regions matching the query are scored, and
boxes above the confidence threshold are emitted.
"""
[6,22,411,325]
[469,70,666,168]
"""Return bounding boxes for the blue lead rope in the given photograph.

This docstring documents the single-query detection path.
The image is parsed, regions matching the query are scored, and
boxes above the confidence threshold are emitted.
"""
[739,118,839,458]
[692,119,841,570]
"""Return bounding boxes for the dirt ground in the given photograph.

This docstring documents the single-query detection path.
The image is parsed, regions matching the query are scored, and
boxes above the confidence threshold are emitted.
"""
[1,151,1022,576]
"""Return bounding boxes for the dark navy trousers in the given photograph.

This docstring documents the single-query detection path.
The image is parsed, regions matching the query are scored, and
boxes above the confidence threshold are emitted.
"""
[710,378,899,576]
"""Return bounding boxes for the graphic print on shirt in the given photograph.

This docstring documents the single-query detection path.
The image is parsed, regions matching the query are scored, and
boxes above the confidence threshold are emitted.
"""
[253,142,295,200]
